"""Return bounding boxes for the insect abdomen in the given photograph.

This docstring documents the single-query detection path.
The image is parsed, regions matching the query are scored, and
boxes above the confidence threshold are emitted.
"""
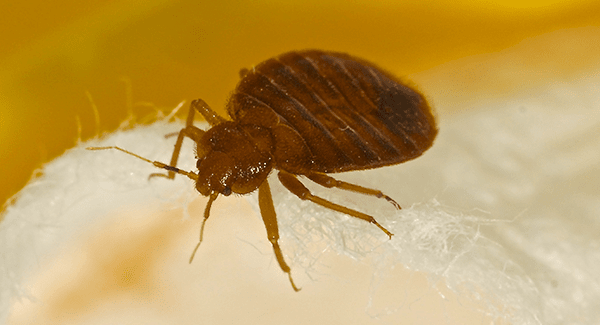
[229,50,438,173]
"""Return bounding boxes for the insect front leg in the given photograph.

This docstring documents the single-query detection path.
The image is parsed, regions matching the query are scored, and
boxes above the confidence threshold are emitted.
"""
[306,172,402,209]
[191,98,226,127]
[150,100,208,179]
[278,171,394,239]
[258,180,300,292]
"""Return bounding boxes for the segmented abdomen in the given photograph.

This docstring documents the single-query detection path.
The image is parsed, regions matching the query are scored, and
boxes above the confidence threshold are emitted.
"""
[228,50,438,173]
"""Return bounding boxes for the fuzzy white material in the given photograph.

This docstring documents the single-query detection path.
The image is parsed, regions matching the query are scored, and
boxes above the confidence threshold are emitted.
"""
[2,52,599,325]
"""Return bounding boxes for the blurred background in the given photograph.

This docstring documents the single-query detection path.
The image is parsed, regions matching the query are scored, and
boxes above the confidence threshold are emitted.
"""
[1,1,600,324]
[1,0,599,210]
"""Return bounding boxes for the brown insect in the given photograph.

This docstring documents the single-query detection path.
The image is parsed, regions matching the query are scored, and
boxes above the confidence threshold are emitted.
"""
[88,50,437,291]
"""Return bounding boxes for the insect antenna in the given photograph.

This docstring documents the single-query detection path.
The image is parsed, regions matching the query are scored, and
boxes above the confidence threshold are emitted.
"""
[87,146,220,266]
[85,146,198,181]
[188,191,219,263]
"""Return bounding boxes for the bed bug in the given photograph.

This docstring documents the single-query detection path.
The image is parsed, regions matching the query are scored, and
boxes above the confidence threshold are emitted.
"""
[88,50,437,291]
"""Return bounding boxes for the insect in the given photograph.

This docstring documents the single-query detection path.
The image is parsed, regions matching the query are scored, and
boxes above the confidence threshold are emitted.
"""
[88,50,437,291]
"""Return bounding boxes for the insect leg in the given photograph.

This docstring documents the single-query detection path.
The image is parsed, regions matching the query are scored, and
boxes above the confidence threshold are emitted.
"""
[191,98,227,127]
[150,100,207,179]
[189,191,219,263]
[278,171,393,238]
[258,180,300,292]
[306,173,401,209]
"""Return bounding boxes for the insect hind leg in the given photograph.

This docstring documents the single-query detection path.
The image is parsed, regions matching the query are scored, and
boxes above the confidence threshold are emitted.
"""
[278,171,393,239]
[306,172,401,209]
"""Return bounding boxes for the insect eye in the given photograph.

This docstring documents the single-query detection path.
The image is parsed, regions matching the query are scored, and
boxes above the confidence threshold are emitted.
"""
[222,186,232,196]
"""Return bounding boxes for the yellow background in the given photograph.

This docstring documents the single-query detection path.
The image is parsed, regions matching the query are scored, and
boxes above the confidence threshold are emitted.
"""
[2,1,600,323]
[1,1,598,221]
